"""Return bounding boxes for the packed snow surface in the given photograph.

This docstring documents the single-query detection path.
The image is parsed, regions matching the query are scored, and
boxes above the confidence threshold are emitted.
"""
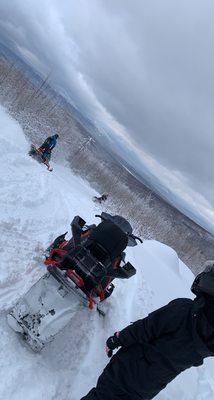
[0,105,214,400]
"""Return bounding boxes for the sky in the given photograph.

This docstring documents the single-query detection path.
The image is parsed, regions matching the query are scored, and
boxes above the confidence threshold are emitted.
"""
[0,0,214,232]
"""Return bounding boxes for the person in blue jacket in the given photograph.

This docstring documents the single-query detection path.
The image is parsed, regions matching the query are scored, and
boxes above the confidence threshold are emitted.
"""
[39,134,59,162]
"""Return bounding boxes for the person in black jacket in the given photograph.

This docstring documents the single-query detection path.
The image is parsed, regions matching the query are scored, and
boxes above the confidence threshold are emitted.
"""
[81,260,214,400]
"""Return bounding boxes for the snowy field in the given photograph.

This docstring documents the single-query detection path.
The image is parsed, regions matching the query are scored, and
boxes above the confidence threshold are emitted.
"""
[0,104,214,400]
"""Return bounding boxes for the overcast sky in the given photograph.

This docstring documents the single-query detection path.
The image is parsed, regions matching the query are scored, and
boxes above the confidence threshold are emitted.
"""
[0,0,214,232]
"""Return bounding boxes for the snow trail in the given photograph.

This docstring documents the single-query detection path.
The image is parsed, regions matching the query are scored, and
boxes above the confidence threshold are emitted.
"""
[0,105,213,400]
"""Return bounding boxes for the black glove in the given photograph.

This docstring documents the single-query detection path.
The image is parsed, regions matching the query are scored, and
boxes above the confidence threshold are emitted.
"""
[106,332,121,358]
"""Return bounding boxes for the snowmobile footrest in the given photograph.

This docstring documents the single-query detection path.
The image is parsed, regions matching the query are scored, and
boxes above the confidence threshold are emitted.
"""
[109,262,136,279]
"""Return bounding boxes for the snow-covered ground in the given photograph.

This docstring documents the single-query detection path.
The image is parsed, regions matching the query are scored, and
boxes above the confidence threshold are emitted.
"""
[0,104,214,400]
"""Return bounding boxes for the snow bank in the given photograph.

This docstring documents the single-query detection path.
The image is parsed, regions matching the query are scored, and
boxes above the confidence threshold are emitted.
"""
[0,105,213,400]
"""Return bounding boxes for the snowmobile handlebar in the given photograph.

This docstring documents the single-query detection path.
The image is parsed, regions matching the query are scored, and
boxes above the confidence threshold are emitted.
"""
[129,233,143,244]
[95,214,107,220]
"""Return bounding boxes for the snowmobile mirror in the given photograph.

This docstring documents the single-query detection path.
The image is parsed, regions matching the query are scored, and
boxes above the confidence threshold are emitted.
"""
[71,216,86,247]
[77,216,86,228]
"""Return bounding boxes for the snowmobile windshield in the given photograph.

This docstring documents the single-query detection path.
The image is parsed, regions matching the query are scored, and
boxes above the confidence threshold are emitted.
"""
[87,220,128,261]
[99,212,138,247]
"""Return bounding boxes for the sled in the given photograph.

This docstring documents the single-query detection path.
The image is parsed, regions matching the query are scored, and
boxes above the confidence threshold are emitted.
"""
[28,145,53,171]
[7,269,84,351]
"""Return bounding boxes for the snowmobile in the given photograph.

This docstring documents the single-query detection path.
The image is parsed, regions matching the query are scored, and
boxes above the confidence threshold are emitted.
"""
[93,193,108,204]
[7,213,142,352]
[28,144,53,171]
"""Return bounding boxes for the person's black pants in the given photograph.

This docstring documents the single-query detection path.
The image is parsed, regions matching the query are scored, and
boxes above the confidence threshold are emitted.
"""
[81,388,98,399]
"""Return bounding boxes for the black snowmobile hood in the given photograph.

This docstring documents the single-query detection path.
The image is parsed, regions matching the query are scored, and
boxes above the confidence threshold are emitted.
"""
[192,295,214,357]
[98,212,141,247]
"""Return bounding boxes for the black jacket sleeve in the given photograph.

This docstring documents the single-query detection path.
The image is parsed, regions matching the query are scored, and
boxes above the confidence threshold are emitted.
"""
[118,298,193,348]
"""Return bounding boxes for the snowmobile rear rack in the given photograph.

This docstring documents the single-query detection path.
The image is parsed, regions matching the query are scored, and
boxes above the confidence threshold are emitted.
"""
[47,266,88,306]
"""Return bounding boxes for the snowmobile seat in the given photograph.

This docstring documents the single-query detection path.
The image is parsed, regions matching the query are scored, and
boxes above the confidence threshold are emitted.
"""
[59,246,109,290]
[55,219,129,291]
[85,240,111,265]
[85,220,128,262]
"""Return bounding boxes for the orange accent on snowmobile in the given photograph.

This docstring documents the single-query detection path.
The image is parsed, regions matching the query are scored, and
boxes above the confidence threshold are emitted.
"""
[80,229,92,238]
[66,269,84,287]
[60,240,70,249]
[94,285,106,301]
[113,256,121,269]
[65,270,97,310]
[44,258,59,266]
[44,248,67,265]
[88,295,95,310]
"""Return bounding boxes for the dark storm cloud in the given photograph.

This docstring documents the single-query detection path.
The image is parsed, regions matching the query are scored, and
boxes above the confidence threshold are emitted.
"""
[0,0,214,229]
